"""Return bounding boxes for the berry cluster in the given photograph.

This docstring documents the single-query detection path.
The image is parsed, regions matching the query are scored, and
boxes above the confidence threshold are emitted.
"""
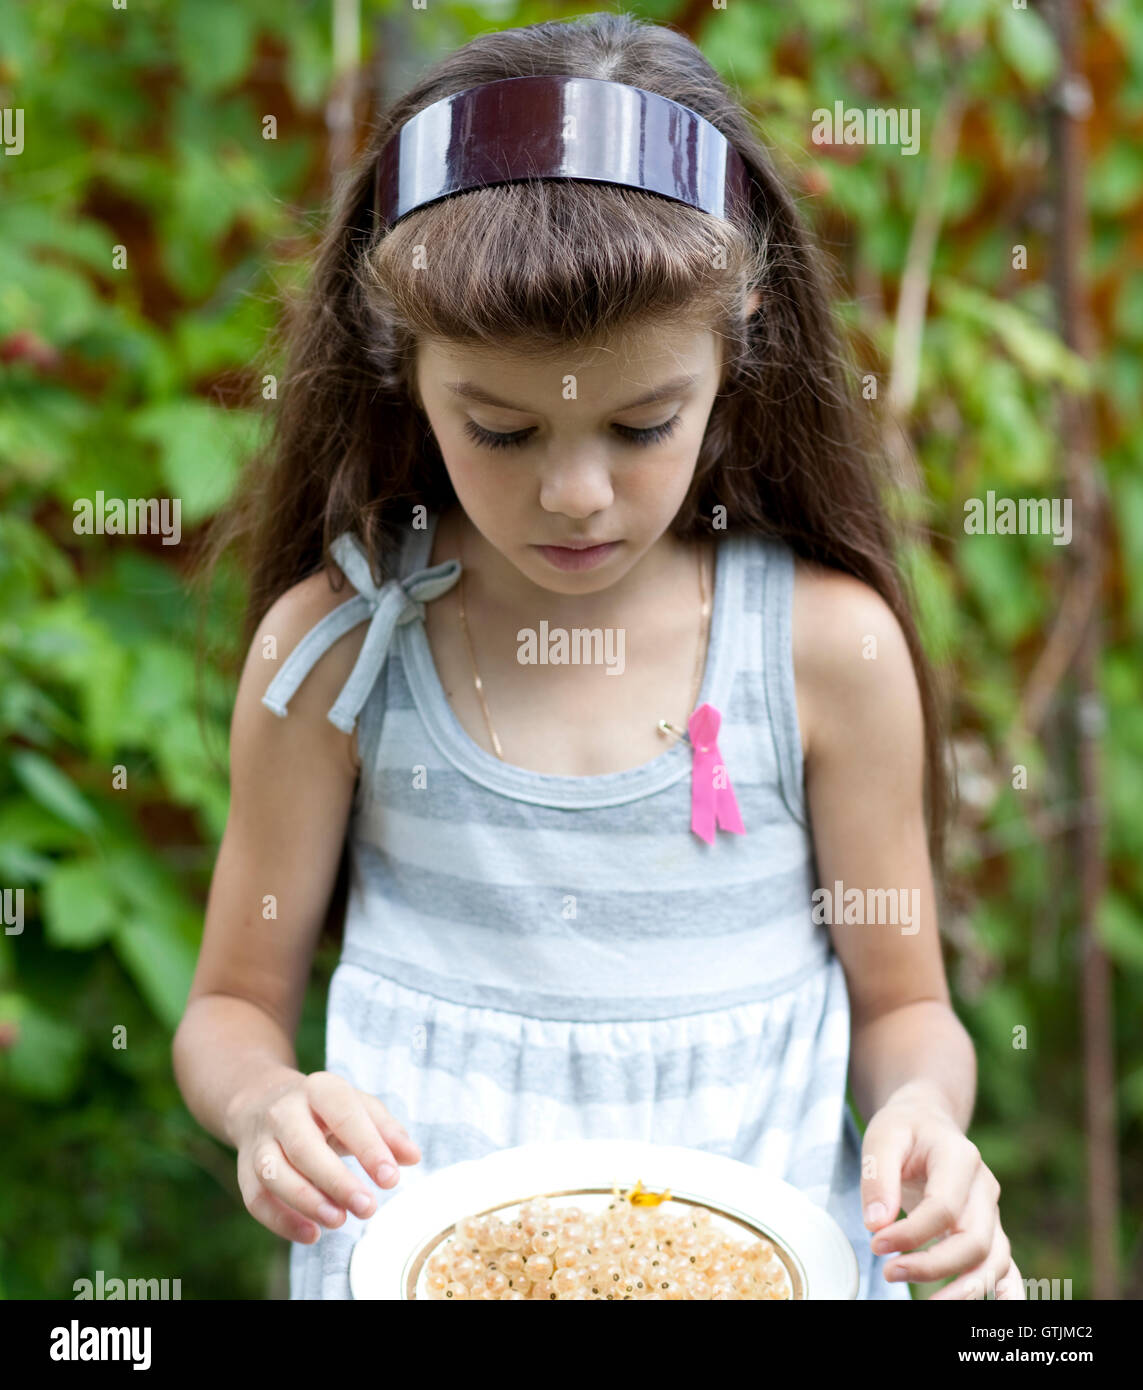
[424,1192,792,1300]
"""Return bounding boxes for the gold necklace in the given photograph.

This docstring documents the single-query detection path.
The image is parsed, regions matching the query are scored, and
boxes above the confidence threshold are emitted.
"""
[455,532,711,763]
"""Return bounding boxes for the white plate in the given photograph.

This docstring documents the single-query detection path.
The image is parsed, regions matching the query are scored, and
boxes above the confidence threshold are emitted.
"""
[349,1139,859,1300]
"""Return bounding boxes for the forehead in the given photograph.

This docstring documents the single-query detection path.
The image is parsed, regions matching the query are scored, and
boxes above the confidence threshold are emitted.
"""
[416,319,719,399]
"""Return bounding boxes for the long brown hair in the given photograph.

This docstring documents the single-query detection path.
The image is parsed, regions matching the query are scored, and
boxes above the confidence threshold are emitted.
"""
[199,10,955,887]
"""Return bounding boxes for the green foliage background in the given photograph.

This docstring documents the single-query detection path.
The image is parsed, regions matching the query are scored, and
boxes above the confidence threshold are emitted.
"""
[0,0,1139,1299]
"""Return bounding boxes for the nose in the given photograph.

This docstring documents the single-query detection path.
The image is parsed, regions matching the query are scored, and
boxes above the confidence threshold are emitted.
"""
[538,453,615,519]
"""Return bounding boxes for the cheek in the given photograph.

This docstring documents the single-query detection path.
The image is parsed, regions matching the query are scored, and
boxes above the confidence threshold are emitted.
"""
[623,437,701,507]
[438,440,515,515]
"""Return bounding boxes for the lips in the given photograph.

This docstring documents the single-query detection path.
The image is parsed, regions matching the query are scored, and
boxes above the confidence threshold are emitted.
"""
[546,541,616,550]
[535,540,620,571]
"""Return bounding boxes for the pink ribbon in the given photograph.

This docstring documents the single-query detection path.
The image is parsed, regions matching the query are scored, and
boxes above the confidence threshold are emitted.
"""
[687,703,745,844]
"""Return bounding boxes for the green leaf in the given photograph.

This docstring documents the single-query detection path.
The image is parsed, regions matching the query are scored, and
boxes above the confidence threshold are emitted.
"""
[938,279,1091,389]
[14,596,112,687]
[0,844,55,883]
[964,1124,1028,1175]
[0,202,119,278]
[0,513,75,595]
[0,798,84,854]
[125,643,197,727]
[173,0,258,94]
[269,10,333,109]
[1097,893,1143,971]
[42,859,121,949]
[103,845,192,928]
[9,751,100,835]
[964,980,1029,1064]
[700,3,776,88]
[937,0,992,34]
[129,401,260,524]
[113,917,197,1031]
[1112,273,1143,342]
[958,533,1043,645]
[0,381,93,483]
[153,707,222,806]
[0,994,87,1103]
[900,542,959,663]
[996,7,1060,88]
[1121,1065,1143,1120]
[1089,142,1143,217]
[1113,472,1143,635]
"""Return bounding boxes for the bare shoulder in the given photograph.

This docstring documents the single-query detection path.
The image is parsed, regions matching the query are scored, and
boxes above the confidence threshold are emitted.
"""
[233,563,370,775]
[791,555,917,761]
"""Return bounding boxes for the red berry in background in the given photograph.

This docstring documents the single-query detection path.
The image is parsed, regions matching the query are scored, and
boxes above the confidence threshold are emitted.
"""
[0,330,32,361]
[0,330,61,370]
[803,167,831,197]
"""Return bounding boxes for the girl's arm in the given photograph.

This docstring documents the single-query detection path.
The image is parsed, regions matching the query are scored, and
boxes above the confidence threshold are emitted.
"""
[172,566,421,1250]
[794,561,1021,1299]
[793,561,973,1124]
[173,567,366,1146]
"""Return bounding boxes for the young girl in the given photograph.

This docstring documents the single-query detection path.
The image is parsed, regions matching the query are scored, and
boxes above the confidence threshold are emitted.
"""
[173,12,1023,1301]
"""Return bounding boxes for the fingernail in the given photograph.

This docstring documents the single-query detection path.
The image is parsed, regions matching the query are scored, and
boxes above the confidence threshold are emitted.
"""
[376,1162,398,1185]
[864,1201,887,1227]
[350,1191,374,1216]
[318,1202,342,1225]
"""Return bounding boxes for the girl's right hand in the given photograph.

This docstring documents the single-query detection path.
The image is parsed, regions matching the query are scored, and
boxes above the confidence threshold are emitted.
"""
[228,1068,422,1244]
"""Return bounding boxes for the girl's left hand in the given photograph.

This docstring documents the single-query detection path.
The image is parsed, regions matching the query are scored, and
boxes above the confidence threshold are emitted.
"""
[860,1086,1025,1299]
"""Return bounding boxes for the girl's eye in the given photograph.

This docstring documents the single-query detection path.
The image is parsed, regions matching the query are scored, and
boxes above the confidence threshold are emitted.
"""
[462,414,682,451]
[614,414,682,446]
[463,421,532,450]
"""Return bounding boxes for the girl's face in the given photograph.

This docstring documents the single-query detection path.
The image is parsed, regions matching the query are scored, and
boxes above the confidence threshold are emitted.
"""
[412,314,737,603]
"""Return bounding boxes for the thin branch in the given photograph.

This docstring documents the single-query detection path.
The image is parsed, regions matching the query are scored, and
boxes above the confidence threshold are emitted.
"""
[887,89,967,421]
[1047,0,1117,1302]
[326,0,361,189]
[880,92,967,511]
[1011,556,1101,741]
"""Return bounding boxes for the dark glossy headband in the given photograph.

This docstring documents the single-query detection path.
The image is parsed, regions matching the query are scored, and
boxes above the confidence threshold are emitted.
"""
[372,74,753,233]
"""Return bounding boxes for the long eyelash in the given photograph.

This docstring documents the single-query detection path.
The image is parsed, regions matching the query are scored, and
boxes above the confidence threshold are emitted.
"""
[463,421,531,450]
[614,414,681,446]
[463,414,682,451]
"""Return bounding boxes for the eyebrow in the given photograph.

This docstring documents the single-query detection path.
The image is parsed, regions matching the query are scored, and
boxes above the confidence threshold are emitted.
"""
[446,373,698,414]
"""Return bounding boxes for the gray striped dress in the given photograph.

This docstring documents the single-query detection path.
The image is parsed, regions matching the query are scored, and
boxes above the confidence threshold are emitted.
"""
[264,509,910,1300]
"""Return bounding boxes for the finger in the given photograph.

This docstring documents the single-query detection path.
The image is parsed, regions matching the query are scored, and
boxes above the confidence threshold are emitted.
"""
[873,1140,985,1261]
[306,1071,405,1189]
[930,1227,1013,1301]
[237,1149,322,1244]
[251,1137,364,1229]
[251,1188,323,1245]
[315,1102,419,1175]
[263,1084,379,1215]
[994,1258,1026,1301]
[859,1116,913,1240]
[359,1093,422,1164]
[925,1201,1012,1299]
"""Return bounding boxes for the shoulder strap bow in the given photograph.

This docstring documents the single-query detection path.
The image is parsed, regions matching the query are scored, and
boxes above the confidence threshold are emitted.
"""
[261,532,461,734]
